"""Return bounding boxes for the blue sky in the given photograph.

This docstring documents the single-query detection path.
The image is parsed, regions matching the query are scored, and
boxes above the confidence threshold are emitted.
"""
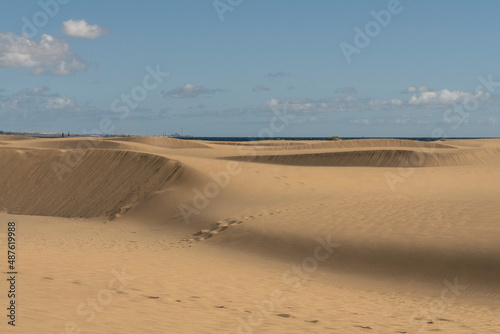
[0,0,499,137]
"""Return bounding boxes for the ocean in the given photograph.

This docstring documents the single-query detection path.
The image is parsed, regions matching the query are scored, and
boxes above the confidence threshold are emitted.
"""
[175,137,492,142]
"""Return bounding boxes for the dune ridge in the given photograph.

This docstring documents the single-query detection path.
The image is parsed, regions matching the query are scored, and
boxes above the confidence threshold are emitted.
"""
[106,136,212,149]
[221,147,500,167]
[0,148,182,218]
[0,134,34,141]
[210,138,457,150]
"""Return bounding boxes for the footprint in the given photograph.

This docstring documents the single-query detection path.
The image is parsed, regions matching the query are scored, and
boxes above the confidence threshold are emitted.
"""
[354,325,372,330]
[182,216,251,244]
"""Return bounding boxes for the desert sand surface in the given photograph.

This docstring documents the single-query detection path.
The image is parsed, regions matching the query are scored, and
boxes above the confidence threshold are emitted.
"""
[1,135,500,333]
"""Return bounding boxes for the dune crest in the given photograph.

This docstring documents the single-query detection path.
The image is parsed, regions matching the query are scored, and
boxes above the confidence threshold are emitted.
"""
[222,146,500,167]
[0,148,182,218]
[107,136,212,149]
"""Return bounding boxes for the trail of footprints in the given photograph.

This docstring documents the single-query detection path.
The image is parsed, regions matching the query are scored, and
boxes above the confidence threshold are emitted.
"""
[179,198,430,248]
[180,203,326,246]
[181,219,244,243]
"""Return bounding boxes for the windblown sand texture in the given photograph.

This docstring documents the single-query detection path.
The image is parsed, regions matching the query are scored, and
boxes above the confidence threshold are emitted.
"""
[1,135,499,333]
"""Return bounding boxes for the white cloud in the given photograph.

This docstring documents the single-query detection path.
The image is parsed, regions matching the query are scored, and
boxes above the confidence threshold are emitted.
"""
[163,83,223,98]
[264,98,354,114]
[408,89,483,106]
[404,85,431,94]
[335,96,357,103]
[0,33,88,75]
[62,19,109,39]
[171,82,496,120]
[17,86,51,96]
[0,87,79,113]
[368,98,403,110]
[263,96,402,115]
[349,117,430,126]
[252,85,270,92]
[245,87,489,117]
[45,96,75,110]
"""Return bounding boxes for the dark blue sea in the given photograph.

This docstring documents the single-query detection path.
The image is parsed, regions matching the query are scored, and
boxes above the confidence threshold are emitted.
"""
[2,132,496,142]
[175,137,492,142]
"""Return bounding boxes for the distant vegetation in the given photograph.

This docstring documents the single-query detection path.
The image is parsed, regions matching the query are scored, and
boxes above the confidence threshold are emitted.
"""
[327,136,342,141]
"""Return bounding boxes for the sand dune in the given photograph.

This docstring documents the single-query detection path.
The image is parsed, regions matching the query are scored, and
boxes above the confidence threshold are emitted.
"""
[1,136,500,333]
[297,138,457,150]
[107,136,212,149]
[222,146,500,167]
[209,138,457,151]
[0,148,181,218]
[18,137,128,150]
[0,134,34,141]
[207,140,309,147]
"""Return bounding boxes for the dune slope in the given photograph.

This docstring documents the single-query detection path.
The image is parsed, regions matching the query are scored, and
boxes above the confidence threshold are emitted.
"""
[222,147,500,167]
[0,148,182,218]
